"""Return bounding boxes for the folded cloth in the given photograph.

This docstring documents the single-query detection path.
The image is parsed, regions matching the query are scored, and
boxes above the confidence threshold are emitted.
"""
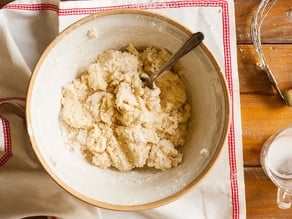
[0,0,246,218]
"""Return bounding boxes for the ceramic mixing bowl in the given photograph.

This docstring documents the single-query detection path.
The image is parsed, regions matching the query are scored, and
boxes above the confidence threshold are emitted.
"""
[26,9,230,211]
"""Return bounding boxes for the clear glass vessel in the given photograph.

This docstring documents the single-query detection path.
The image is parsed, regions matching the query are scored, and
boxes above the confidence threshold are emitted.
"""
[261,125,292,209]
[251,0,292,106]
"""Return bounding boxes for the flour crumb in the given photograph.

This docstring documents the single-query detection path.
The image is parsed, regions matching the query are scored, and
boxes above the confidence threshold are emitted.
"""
[87,28,98,39]
[200,148,210,157]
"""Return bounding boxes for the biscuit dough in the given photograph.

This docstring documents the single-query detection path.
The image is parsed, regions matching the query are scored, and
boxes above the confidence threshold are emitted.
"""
[60,45,191,171]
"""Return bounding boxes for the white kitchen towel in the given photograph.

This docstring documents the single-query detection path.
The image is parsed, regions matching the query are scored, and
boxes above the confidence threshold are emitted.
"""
[0,0,246,218]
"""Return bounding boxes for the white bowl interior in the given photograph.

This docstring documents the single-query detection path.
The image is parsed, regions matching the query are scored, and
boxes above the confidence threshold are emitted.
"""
[27,11,229,209]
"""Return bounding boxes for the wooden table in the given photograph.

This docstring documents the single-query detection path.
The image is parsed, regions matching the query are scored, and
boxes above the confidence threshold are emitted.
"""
[236,0,292,218]
[25,1,292,219]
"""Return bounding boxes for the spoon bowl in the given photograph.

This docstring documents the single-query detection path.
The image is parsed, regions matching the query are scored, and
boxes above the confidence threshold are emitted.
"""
[141,32,204,89]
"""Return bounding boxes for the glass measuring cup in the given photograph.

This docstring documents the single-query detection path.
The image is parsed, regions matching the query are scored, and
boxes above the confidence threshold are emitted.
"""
[251,0,292,106]
[261,125,292,209]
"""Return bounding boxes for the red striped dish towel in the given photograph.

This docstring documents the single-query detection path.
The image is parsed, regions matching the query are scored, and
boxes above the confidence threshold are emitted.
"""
[0,0,245,218]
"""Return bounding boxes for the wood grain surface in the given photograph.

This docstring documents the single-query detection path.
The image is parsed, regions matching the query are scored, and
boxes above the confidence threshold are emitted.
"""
[236,0,292,218]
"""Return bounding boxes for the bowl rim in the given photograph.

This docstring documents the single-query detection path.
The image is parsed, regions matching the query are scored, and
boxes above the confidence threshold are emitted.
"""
[26,9,231,211]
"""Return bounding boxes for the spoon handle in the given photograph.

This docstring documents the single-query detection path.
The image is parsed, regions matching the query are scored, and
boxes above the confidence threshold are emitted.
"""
[152,32,204,81]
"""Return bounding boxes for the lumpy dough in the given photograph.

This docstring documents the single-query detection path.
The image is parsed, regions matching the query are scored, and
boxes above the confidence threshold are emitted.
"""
[60,45,191,171]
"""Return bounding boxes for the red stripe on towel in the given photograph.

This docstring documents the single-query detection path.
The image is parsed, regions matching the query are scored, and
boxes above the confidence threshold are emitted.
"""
[0,116,12,166]
[0,96,26,102]
[0,97,25,165]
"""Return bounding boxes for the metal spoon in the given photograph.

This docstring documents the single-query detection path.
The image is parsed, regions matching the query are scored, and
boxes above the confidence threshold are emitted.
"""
[141,32,204,89]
